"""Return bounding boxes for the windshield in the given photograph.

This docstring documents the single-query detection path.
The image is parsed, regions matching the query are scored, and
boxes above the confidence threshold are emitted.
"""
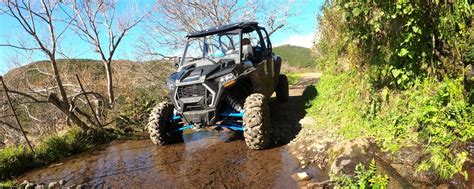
[181,32,240,66]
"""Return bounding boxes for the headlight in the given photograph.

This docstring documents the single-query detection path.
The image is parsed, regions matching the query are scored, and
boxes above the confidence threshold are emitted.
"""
[217,73,235,85]
[166,79,176,90]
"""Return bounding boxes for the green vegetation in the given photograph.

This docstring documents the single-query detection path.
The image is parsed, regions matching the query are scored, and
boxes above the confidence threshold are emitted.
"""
[286,73,307,85]
[309,0,473,181]
[0,180,15,187]
[0,128,115,181]
[333,160,389,189]
[114,86,168,132]
[274,45,314,68]
[287,74,300,85]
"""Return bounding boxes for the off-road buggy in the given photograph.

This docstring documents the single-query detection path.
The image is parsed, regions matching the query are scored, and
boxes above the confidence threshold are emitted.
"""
[147,22,288,150]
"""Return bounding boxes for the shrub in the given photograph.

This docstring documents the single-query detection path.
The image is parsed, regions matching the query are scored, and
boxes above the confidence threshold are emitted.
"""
[114,86,167,132]
[311,0,473,181]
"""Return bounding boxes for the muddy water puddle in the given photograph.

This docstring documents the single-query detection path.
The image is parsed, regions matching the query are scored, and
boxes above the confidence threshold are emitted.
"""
[18,130,327,188]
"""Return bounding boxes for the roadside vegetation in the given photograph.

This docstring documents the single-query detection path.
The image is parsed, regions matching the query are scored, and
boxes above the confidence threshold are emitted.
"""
[309,0,473,182]
[0,128,114,181]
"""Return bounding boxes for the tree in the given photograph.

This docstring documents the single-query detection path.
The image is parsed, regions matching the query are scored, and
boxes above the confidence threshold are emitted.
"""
[0,0,94,131]
[139,0,298,57]
[64,0,146,106]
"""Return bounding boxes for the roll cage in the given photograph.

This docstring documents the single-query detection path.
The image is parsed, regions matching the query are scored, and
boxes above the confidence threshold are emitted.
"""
[180,22,273,67]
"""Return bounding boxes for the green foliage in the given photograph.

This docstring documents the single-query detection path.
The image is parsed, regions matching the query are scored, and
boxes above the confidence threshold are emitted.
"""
[0,147,37,182]
[287,74,300,85]
[308,65,473,180]
[114,86,167,132]
[311,0,474,181]
[273,45,314,68]
[333,159,389,189]
[307,68,369,137]
[0,180,15,187]
[336,0,473,89]
[0,128,114,181]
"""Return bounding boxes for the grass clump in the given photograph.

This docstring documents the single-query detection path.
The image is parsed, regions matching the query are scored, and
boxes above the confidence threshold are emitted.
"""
[0,128,115,181]
[0,180,16,187]
[332,159,389,189]
[287,74,300,85]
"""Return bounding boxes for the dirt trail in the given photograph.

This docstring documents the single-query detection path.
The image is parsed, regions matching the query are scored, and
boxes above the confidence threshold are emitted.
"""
[17,73,323,188]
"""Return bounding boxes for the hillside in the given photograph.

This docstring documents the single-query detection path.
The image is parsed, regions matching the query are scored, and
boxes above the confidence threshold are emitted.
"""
[273,45,314,68]
[1,59,174,146]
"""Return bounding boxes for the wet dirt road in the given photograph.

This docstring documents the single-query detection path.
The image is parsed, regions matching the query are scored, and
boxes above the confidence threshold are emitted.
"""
[18,75,325,188]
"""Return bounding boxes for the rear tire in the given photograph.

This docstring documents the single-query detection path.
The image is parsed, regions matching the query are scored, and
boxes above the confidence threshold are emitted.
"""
[276,74,289,102]
[147,101,183,145]
[243,93,271,150]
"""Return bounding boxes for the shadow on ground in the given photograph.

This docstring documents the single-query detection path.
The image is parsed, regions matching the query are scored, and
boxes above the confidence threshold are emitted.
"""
[270,84,318,146]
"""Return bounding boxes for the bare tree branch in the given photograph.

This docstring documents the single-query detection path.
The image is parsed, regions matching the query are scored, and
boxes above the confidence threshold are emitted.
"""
[1,0,91,131]
[63,0,148,106]
[138,0,297,58]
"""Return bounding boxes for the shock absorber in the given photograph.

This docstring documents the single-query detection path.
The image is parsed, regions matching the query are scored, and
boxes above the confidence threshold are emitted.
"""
[223,91,243,112]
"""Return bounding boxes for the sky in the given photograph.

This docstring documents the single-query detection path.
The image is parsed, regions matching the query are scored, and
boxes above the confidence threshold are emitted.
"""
[0,0,324,75]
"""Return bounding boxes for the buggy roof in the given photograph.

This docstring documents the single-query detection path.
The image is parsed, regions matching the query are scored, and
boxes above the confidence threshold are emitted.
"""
[186,22,259,38]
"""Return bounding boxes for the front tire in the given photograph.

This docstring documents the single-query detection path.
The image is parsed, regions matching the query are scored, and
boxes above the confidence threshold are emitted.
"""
[147,101,183,145]
[276,75,289,102]
[243,93,271,150]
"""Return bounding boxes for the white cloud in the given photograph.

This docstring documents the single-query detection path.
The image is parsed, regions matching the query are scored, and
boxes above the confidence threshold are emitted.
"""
[274,32,318,48]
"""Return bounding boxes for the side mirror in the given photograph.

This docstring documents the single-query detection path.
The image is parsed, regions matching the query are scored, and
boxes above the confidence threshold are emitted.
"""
[173,57,181,68]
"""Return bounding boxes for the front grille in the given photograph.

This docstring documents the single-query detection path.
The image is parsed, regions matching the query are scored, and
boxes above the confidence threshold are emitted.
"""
[184,102,204,111]
[176,84,214,110]
[177,84,206,98]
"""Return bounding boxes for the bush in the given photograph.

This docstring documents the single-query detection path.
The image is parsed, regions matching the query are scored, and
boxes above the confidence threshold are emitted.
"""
[114,86,167,132]
[310,0,473,181]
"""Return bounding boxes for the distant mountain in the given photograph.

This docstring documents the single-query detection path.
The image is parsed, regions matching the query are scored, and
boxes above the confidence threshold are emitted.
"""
[273,45,314,68]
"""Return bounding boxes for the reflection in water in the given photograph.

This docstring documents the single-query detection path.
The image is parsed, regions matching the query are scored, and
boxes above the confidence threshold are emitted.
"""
[18,130,325,188]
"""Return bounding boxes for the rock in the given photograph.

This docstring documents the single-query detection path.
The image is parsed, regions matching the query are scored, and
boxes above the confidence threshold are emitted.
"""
[25,183,36,189]
[298,145,306,151]
[327,138,372,176]
[436,183,454,189]
[20,180,30,188]
[291,172,312,181]
[296,155,304,161]
[34,184,45,189]
[76,184,86,189]
[48,182,59,188]
[58,179,66,186]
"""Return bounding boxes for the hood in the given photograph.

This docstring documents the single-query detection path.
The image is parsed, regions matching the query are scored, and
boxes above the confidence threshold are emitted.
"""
[171,64,221,83]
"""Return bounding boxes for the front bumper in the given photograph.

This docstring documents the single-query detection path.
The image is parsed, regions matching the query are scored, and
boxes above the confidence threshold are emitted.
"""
[170,81,219,126]
[181,108,216,126]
